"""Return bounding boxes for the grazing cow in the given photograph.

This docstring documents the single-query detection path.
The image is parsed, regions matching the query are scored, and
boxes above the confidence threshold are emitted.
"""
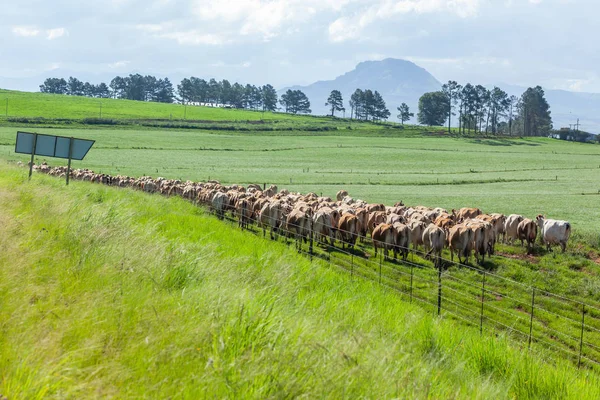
[372,223,395,260]
[392,222,411,261]
[448,224,474,264]
[387,213,405,225]
[235,198,253,229]
[259,201,284,239]
[422,224,445,266]
[313,209,337,245]
[464,219,492,264]
[368,211,387,236]
[286,209,312,249]
[453,207,482,222]
[504,214,524,244]
[434,215,455,232]
[355,208,369,241]
[517,218,538,254]
[338,213,359,249]
[408,220,426,252]
[536,215,571,252]
[211,192,229,219]
[336,190,349,201]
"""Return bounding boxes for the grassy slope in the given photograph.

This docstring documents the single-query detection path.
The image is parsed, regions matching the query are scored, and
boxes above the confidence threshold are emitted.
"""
[1,165,598,399]
[0,89,358,123]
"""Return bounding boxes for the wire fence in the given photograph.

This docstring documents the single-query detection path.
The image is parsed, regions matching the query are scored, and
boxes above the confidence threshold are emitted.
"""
[41,170,600,370]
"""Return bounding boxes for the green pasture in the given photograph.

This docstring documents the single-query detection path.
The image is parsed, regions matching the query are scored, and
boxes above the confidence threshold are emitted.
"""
[0,89,371,126]
[1,166,599,399]
[1,126,599,237]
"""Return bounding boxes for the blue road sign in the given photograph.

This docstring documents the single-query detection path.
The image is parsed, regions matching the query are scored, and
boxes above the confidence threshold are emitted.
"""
[15,131,94,161]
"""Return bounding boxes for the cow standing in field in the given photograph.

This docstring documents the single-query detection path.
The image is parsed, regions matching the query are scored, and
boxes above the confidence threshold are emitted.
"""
[453,207,482,222]
[259,201,284,240]
[211,192,229,219]
[517,218,538,254]
[338,213,359,249]
[336,190,348,201]
[390,222,410,261]
[286,209,312,250]
[536,215,571,252]
[504,214,524,244]
[372,223,395,260]
[313,208,337,246]
[422,224,445,266]
[448,224,474,264]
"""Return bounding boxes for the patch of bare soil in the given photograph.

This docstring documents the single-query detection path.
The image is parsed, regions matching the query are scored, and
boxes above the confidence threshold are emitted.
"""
[497,252,540,264]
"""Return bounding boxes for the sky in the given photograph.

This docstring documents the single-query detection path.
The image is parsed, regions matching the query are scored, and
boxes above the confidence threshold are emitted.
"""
[1,0,598,93]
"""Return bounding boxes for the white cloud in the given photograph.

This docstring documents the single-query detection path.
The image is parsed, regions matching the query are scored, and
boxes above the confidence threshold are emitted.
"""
[158,31,227,45]
[46,27,67,40]
[328,0,480,42]
[12,26,40,37]
[565,79,590,92]
[108,60,130,69]
[191,0,354,41]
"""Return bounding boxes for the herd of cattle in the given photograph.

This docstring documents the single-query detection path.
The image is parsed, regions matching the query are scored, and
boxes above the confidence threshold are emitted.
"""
[30,162,573,266]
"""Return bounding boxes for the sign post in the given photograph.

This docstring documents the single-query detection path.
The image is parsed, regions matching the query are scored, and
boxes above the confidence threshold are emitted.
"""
[15,131,95,185]
[66,137,74,185]
[28,133,38,180]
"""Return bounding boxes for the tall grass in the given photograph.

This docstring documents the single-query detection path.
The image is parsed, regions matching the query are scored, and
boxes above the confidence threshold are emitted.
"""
[0,165,599,398]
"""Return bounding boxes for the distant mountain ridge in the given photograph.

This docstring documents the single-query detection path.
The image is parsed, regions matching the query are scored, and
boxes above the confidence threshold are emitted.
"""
[282,58,600,134]
[281,58,440,118]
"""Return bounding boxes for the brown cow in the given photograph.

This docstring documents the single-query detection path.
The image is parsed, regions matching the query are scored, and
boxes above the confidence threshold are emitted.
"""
[422,224,446,266]
[517,218,538,254]
[392,222,411,261]
[338,213,359,249]
[448,224,474,264]
[372,223,395,260]
[453,207,482,222]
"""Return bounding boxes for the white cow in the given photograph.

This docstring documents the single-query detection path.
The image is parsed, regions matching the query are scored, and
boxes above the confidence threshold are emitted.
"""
[504,214,524,244]
[536,215,571,252]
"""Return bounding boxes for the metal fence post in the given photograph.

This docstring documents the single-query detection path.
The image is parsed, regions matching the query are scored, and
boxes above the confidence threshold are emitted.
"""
[410,263,414,304]
[379,252,382,285]
[351,253,354,278]
[480,271,486,335]
[309,228,314,261]
[528,287,536,349]
[578,304,586,368]
[437,264,442,316]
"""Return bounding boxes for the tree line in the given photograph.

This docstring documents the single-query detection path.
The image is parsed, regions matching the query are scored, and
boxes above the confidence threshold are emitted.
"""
[417,81,552,136]
[39,75,554,135]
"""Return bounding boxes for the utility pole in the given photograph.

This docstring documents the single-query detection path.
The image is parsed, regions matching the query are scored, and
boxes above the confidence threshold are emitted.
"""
[575,118,580,133]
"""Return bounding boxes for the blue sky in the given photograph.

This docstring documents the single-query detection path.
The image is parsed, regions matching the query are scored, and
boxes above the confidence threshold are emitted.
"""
[1,0,597,92]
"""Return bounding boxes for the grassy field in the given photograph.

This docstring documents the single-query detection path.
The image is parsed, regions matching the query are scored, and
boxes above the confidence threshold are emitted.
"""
[1,165,599,399]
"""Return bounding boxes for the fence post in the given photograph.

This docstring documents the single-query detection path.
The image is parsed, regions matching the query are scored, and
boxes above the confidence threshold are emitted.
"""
[480,271,486,335]
[528,287,536,349]
[379,252,382,285]
[578,304,586,368]
[309,228,314,261]
[410,263,414,303]
[437,264,442,316]
[351,253,354,279]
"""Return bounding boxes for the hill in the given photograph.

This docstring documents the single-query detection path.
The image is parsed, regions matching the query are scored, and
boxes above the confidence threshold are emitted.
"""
[284,58,600,133]
[281,58,441,117]
[1,164,598,398]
